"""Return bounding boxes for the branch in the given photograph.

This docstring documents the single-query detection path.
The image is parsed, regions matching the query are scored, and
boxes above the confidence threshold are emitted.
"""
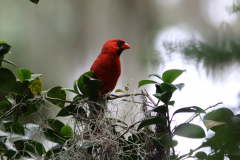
[44,97,77,104]
[143,89,157,107]
[108,93,144,100]
[114,120,142,141]
[177,144,203,160]
[0,94,27,120]
[186,102,223,123]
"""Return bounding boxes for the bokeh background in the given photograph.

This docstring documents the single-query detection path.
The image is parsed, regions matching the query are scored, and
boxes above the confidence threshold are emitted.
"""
[1,0,240,158]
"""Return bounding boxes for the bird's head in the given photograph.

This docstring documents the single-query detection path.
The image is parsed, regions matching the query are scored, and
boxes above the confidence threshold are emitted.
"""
[101,39,130,57]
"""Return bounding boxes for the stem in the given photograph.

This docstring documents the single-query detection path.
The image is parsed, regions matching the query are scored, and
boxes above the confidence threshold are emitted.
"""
[0,93,27,120]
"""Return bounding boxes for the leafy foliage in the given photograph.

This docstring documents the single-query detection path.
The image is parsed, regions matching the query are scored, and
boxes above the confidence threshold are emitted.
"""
[0,37,239,160]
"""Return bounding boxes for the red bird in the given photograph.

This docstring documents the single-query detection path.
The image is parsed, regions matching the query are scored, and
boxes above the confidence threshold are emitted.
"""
[90,39,130,95]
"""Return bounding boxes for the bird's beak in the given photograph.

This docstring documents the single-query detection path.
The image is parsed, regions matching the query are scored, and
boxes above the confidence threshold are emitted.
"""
[121,43,131,50]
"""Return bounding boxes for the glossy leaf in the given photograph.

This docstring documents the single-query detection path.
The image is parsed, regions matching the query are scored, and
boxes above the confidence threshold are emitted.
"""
[82,83,98,97]
[174,123,205,138]
[138,80,158,88]
[0,100,9,111]
[154,91,172,104]
[160,83,177,92]
[47,86,66,108]
[203,120,226,131]
[16,68,31,82]
[0,41,11,56]
[195,151,207,159]
[0,81,27,95]
[78,71,94,92]
[115,89,125,93]
[162,69,186,83]
[23,102,39,118]
[157,132,178,147]
[45,144,63,158]
[175,83,185,91]
[5,93,15,105]
[79,143,94,151]
[47,119,65,135]
[146,105,166,116]
[173,106,205,117]
[0,68,16,86]
[149,73,162,80]
[57,105,87,119]
[137,117,166,131]
[43,128,65,145]
[73,79,80,94]
[204,108,234,129]
[14,139,46,156]
[60,124,73,139]
[3,121,25,135]
[30,0,39,5]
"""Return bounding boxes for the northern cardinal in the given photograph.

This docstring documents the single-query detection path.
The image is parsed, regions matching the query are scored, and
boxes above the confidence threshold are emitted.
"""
[90,39,131,95]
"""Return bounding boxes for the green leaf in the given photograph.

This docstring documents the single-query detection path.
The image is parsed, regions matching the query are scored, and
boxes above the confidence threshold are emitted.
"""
[45,144,63,158]
[5,93,15,105]
[194,151,207,159]
[79,143,94,151]
[173,106,205,117]
[157,133,178,147]
[57,105,87,119]
[63,88,79,94]
[3,121,25,135]
[43,128,65,145]
[115,89,125,93]
[47,86,66,108]
[204,108,234,125]
[137,117,166,131]
[0,101,9,111]
[0,41,11,56]
[203,120,226,131]
[145,105,166,116]
[16,68,31,82]
[149,74,162,80]
[162,69,186,83]
[0,81,27,95]
[73,79,80,94]
[83,75,103,89]
[138,80,158,88]
[169,101,175,106]
[30,0,39,5]
[0,68,16,86]
[82,83,98,97]
[77,71,94,92]
[160,83,177,92]
[153,91,172,104]
[175,83,185,91]
[60,124,73,139]
[47,119,65,135]
[14,139,46,156]
[174,123,205,138]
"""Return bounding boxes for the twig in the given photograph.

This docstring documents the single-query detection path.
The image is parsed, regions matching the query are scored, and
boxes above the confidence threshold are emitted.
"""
[186,102,223,123]
[177,144,203,160]
[44,97,77,104]
[0,94,27,120]
[114,120,142,141]
[108,93,144,100]
[143,89,157,107]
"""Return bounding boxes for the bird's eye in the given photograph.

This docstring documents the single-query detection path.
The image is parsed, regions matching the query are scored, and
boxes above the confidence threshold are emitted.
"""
[116,40,125,47]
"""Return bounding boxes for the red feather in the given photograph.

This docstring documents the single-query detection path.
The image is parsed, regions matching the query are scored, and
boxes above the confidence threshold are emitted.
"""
[90,39,130,95]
